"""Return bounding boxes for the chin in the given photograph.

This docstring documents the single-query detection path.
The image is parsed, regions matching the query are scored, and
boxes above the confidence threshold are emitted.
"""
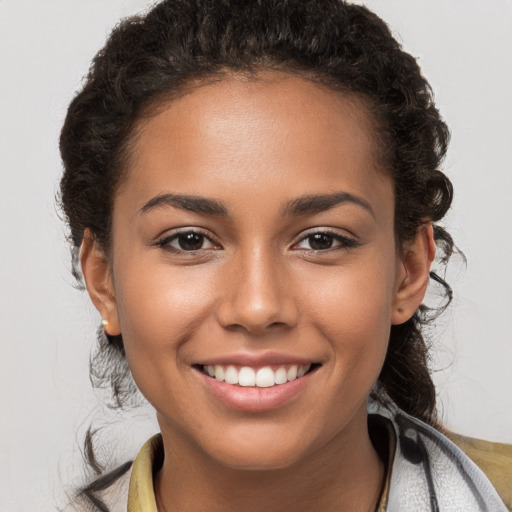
[202,427,316,471]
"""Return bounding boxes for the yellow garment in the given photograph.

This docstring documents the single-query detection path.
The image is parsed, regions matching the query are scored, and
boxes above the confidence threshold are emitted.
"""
[446,431,512,511]
[127,435,161,512]
[127,428,511,511]
[126,428,393,512]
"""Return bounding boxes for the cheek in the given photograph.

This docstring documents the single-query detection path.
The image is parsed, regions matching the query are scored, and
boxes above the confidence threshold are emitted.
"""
[113,258,216,380]
[303,254,396,370]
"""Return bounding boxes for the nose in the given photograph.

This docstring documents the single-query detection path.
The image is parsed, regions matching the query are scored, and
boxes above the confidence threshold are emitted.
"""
[216,245,298,335]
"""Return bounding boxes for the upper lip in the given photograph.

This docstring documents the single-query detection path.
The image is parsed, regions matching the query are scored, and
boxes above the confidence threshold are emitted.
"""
[195,351,318,367]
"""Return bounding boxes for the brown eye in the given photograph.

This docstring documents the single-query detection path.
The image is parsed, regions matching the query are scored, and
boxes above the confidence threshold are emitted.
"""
[307,233,335,250]
[177,232,206,251]
[294,230,360,252]
[157,230,218,252]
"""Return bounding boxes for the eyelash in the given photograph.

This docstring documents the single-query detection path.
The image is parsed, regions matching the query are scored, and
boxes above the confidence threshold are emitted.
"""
[292,230,361,253]
[155,229,220,254]
[155,228,360,254]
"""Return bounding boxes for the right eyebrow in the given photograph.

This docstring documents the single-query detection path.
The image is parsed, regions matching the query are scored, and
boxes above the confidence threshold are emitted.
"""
[283,191,375,219]
[140,193,229,216]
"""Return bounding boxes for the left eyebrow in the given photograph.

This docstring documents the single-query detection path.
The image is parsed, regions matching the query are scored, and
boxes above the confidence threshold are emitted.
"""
[140,193,228,216]
[283,192,375,218]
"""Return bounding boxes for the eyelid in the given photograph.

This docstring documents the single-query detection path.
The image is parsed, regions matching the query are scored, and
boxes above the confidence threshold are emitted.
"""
[291,228,361,251]
[153,226,360,254]
[154,227,221,252]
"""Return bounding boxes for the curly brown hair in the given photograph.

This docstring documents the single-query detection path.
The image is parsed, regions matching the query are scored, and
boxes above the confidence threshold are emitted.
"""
[60,0,453,441]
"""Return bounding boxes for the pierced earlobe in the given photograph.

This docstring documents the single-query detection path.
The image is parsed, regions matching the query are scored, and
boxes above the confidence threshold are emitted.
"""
[80,229,122,336]
[100,317,120,340]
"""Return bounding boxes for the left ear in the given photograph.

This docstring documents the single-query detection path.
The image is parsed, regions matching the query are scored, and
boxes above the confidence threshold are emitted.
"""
[391,223,436,325]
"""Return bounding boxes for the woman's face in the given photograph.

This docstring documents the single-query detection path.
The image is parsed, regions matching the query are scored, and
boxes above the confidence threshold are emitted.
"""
[98,74,413,469]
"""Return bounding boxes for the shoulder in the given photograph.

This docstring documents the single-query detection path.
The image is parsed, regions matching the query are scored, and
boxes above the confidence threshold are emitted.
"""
[446,430,512,511]
[375,405,509,511]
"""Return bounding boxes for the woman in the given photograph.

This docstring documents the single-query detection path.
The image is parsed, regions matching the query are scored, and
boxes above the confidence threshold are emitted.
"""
[59,0,508,510]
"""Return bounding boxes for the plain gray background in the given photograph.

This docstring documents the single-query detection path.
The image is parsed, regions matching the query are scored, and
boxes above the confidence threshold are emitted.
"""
[1,1,511,510]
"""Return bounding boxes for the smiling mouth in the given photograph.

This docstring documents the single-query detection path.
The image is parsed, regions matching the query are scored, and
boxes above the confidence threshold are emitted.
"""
[196,363,320,388]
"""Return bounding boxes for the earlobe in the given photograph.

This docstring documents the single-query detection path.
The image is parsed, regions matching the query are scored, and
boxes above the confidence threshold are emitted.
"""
[391,223,436,325]
[80,229,121,336]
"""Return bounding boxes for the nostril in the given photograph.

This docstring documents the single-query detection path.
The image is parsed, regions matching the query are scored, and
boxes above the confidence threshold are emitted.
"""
[268,321,289,329]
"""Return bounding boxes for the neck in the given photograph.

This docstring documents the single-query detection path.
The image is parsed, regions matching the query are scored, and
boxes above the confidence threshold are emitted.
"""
[155,408,385,512]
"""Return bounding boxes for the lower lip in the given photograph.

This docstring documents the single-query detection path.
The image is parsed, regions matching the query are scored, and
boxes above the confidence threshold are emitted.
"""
[196,369,314,412]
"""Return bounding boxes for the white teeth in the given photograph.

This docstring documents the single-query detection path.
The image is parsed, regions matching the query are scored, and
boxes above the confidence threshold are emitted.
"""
[256,367,275,387]
[274,366,287,384]
[286,365,298,381]
[238,367,256,387]
[297,364,311,378]
[204,363,313,387]
[214,365,225,382]
[224,365,238,385]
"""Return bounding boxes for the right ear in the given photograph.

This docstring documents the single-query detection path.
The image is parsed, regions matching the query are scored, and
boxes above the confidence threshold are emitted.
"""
[80,229,121,336]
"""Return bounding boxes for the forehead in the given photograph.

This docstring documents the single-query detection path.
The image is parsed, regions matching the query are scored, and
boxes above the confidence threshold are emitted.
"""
[118,73,393,220]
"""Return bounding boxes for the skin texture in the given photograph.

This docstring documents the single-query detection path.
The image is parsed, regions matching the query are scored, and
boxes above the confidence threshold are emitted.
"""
[81,73,435,512]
